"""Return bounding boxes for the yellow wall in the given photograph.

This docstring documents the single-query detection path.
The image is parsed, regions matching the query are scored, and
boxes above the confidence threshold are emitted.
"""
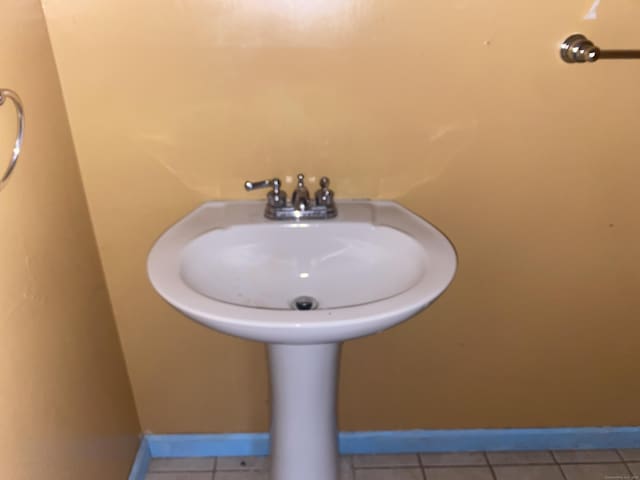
[43,0,640,433]
[0,1,140,478]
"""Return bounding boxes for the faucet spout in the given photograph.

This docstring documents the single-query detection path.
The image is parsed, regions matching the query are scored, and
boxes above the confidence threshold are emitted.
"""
[291,173,310,211]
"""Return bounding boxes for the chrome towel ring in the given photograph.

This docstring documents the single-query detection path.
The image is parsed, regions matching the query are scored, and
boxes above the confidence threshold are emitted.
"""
[0,89,24,192]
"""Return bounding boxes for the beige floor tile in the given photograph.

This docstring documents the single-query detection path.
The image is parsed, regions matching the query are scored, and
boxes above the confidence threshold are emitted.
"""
[213,471,267,480]
[552,449,621,463]
[493,464,564,480]
[486,450,553,465]
[561,463,630,480]
[149,458,216,472]
[216,456,268,471]
[341,456,354,480]
[619,449,640,462]
[354,468,423,480]
[352,454,420,468]
[146,473,213,480]
[424,466,493,480]
[420,452,487,466]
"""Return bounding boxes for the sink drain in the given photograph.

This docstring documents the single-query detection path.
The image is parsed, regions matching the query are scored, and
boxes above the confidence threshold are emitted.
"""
[291,296,319,311]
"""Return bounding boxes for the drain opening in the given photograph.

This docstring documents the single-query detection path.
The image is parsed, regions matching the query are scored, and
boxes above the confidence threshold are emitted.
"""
[291,296,319,311]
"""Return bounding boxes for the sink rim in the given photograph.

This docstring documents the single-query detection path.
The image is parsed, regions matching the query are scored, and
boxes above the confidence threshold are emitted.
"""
[147,200,457,344]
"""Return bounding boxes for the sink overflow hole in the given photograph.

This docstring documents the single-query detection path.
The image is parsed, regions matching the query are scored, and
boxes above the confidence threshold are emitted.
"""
[291,296,319,311]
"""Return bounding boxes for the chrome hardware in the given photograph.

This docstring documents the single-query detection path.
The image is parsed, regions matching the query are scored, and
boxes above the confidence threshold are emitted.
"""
[244,179,274,191]
[0,89,24,192]
[560,34,599,63]
[290,295,319,311]
[244,177,287,208]
[244,173,338,220]
[561,33,640,63]
[314,177,337,217]
[291,173,310,211]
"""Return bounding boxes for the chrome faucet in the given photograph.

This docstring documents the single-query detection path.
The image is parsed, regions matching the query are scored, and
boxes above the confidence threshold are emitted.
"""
[244,173,337,220]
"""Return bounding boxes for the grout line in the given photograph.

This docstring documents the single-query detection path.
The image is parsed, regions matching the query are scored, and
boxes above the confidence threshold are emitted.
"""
[352,465,424,470]
[625,462,640,479]
[425,463,587,468]
[425,465,502,469]
[551,450,569,480]
[417,452,428,480]
[147,470,217,473]
[615,448,633,466]
[543,460,630,465]
[482,451,498,480]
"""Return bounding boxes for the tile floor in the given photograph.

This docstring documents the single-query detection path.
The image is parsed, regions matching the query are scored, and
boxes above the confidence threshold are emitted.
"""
[145,449,640,480]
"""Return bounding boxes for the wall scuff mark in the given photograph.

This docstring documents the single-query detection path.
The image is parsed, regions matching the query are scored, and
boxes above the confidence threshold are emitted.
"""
[584,0,601,20]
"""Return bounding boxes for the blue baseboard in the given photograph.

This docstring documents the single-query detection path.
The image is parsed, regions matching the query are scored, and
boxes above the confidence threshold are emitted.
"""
[148,432,270,458]
[130,427,640,477]
[129,436,151,480]
[142,427,640,459]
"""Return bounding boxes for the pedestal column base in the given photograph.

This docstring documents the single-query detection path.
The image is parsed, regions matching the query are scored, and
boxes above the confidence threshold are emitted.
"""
[268,343,341,480]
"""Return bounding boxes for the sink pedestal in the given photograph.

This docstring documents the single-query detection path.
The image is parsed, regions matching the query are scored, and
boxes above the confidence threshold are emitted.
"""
[268,343,341,480]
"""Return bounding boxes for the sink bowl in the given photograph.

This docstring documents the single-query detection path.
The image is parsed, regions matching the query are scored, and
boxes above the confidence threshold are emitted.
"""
[148,200,457,344]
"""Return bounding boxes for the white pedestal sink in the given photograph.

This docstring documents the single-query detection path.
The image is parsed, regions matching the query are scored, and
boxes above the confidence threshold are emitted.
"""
[147,200,457,480]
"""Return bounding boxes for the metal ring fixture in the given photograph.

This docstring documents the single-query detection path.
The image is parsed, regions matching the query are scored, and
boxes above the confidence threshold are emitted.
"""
[561,33,640,63]
[0,89,24,192]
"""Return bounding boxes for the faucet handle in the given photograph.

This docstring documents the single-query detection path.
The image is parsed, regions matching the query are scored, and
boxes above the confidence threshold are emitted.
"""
[314,176,335,207]
[244,178,277,191]
[294,173,309,194]
[244,177,287,207]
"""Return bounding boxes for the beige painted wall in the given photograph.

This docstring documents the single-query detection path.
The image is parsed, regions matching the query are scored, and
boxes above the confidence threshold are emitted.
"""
[43,0,640,433]
[0,1,140,478]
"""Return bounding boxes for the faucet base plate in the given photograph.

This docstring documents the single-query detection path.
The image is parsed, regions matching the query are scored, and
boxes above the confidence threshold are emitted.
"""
[265,205,337,220]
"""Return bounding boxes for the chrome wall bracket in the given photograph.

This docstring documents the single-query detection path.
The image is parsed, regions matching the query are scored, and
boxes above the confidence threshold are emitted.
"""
[561,33,640,63]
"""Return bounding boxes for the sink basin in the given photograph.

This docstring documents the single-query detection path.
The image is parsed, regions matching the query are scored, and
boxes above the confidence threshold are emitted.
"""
[148,200,457,344]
